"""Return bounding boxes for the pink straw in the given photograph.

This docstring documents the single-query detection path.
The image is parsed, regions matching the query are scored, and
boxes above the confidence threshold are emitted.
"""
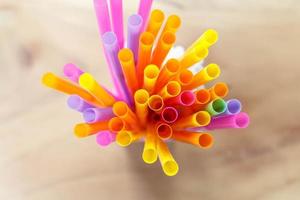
[138,0,153,30]
[205,112,250,130]
[93,0,111,35]
[96,131,116,147]
[110,0,124,48]
[161,107,178,123]
[127,14,143,61]
[63,63,83,82]
[166,90,196,106]
[83,107,114,123]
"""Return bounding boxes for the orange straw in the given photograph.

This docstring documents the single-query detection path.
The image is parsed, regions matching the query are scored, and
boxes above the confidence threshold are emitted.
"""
[175,69,193,88]
[160,15,181,35]
[146,9,165,38]
[137,32,155,86]
[180,45,208,69]
[159,81,181,99]
[74,121,109,138]
[79,72,115,106]
[151,31,176,67]
[156,123,173,140]
[42,72,102,107]
[118,48,139,93]
[113,101,138,126]
[209,82,229,99]
[143,64,160,93]
[134,89,149,125]
[172,111,211,129]
[116,130,142,147]
[172,131,213,148]
[148,95,164,112]
[108,117,125,133]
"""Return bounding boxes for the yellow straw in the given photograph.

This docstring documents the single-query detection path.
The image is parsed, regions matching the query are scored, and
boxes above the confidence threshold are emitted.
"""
[74,121,109,138]
[112,101,138,126]
[159,81,181,99]
[79,72,115,106]
[157,139,179,176]
[148,95,164,112]
[160,15,181,35]
[143,64,160,93]
[172,131,214,149]
[146,9,165,38]
[142,128,158,164]
[116,130,142,147]
[172,111,211,129]
[134,89,150,125]
[180,45,208,69]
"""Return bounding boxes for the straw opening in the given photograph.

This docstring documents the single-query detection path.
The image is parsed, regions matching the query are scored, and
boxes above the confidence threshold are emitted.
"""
[204,29,218,44]
[67,95,82,109]
[113,102,128,117]
[96,131,112,147]
[195,89,210,104]
[128,14,143,26]
[166,59,180,73]
[116,131,132,147]
[109,117,124,132]
[163,160,179,176]
[135,90,149,104]
[143,149,157,164]
[180,91,195,106]
[157,124,173,139]
[118,49,133,62]
[199,133,213,148]
[145,65,159,79]
[179,70,193,85]
[206,64,220,79]
[213,82,228,97]
[227,99,241,114]
[83,109,96,122]
[148,95,164,111]
[162,32,176,44]
[152,9,164,22]
[79,73,95,89]
[141,32,154,45]
[235,113,250,128]
[195,111,211,126]
[212,99,226,113]
[168,15,181,29]
[166,82,180,96]
[102,32,117,45]
[162,107,178,123]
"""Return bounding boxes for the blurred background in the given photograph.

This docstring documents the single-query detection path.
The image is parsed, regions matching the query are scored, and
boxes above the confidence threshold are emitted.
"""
[1,0,300,199]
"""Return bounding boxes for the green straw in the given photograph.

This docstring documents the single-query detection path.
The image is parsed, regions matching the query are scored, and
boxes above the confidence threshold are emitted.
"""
[206,98,227,116]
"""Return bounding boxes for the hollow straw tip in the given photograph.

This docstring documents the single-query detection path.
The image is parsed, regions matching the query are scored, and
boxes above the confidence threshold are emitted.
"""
[162,160,179,176]
[96,131,114,147]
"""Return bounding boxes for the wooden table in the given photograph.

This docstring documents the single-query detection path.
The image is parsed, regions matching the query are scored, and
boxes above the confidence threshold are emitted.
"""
[1,0,300,199]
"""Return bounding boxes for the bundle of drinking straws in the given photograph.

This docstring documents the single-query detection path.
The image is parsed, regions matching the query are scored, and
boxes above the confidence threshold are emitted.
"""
[42,0,250,176]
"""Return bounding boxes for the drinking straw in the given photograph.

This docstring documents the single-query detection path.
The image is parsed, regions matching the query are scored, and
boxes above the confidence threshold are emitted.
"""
[42,72,103,107]
[161,107,178,123]
[74,120,109,138]
[67,95,94,112]
[96,130,116,147]
[63,63,83,82]
[175,69,193,88]
[142,129,158,164]
[156,123,173,140]
[134,89,149,125]
[166,90,196,106]
[79,72,115,106]
[225,99,242,115]
[102,32,132,104]
[116,130,142,147]
[204,112,250,130]
[206,98,227,116]
[185,29,218,55]
[93,0,111,35]
[127,14,143,61]
[137,0,153,30]
[186,63,221,90]
[157,139,179,176]
[209,82,229,99]
[146,9,165,38]
[160,15,181,34]
[159,81,181,99]
[172,111,211,129]
[195,89,211,105]
[83,107,114,123]
[118,48,139,93]
[112,101,138,125]
[148,95,164,112]
[108,117,126,132]
[110,0,124,48]
[136,32,155,86]
[154,58,181,92]
[151,31,176,67]
[179,45,208,69]
[172,131,213,148]
[143,64,160,92]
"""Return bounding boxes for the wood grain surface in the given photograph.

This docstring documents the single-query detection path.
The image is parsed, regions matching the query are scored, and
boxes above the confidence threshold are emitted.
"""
[0,0,300,199]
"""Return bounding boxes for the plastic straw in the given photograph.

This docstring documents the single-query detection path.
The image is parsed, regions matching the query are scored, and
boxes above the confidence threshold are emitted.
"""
[185,29,218,54]
[156,123,173,140]
[83,107,114,123]
[148,95,164,112]
[172,111,211,129]
[96,130,116,147]
[143,64,160,92]
[176,69,193,87]
[74,121,109,138]
[142,129,158,164]
[159,81,181,99]
[206,98,227,116]
[146,9,165,38]
[134,89,149,125]
[166,90,196,106]
[205,112,250,130]
[160,15,181,34]
[102,32,132,104]
[116,130,142,147]
[93,0,111,35]
[110,0,124,48]
[138,0,153,30]
[42,72,103,107]
[151,31,176,67]
[186,63,220,90]
[172,131,213,148]
[108,117,125,132]
[161,107,178,123]
[79,72,115,106]
[136,32,155,86]
[209,82,229,99]
[113,101,138,125]
[118,48,139,93]
[63,63,83,82]
[180,45,208,69]
[127,14,143,61]
[67,95,94,112]
[225,99,242,115]
[157,139,179,176]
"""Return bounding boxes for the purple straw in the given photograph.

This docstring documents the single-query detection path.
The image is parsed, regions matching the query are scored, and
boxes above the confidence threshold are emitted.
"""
[110,0,124,48]
[67,95,94,112]
[205,112,250,130]
[161,107,178,123]
[127,14,143,61]
[138,0,153,30]
[93,0,111,35]
[225,99,242,115]
[83,107,114,123]
[96,131,116,147]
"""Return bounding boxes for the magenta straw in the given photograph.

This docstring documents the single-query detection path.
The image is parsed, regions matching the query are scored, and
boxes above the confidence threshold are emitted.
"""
[204,112,250,130]
[167,90,196,106]
[83,107,114,123]
[161,107,178,123]
[225,99,242,115]
[63,63,83,82]
[96,131,116,147]
[138,0,153,30]
[93,0,111,35]
[110,0,124,48]
[127,14,143,61]
[67,95,94,112]
[102,32,132,105]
